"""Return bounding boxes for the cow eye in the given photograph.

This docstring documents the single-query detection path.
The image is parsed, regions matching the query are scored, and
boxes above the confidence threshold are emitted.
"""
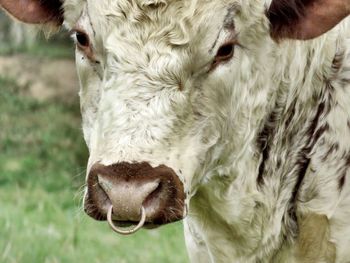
[75,31,90,48]
[215,42,234,62]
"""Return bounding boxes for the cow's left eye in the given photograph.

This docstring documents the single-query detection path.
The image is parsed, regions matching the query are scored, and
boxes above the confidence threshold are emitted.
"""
[215,43,235,62]
[212,42,235,68]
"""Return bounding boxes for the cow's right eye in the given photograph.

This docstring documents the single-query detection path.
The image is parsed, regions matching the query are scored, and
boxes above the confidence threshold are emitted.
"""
[76,31,90,48]
[72,29,97,62]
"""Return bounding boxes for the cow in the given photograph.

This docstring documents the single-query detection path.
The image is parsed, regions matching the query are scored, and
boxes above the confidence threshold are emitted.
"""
[1,0,350,262]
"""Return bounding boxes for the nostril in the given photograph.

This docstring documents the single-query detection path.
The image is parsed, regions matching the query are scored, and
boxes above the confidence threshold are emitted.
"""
[143,182,163,210]
[96,175,113,210]
[84,184,110,221]
[98,175,114,195]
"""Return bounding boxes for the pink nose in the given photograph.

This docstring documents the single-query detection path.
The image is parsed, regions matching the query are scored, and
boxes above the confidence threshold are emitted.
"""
[84,162,185,226]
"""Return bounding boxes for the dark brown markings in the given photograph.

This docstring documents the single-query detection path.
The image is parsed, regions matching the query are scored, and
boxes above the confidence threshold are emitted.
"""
[331,50,345,74]
[291,101,327,199]
[257,98,297,185]
[145,2,167,10]
[330,50,350,86]
[257,91,331,233]
[339,173,346,191]
[257,107,280,185]
[344,153,350,165]
[337,50,350,88]
[339,153,350,191]
[287,98,332,227]
[257,79,334,189]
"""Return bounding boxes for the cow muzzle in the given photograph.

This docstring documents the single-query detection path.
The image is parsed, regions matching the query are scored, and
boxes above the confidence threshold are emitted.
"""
[84,162,186,234]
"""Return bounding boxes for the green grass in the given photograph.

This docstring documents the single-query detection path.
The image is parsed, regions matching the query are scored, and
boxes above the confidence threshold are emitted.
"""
[0,31,74,59]
[0,42,74,59]
[0,76,188,263]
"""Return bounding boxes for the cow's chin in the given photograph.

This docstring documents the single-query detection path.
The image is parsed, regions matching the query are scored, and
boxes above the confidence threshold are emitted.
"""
[111,220,165,230]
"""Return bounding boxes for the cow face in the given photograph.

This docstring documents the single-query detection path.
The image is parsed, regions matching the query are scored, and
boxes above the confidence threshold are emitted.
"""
[66,0,243,225]
[1,0,348,231]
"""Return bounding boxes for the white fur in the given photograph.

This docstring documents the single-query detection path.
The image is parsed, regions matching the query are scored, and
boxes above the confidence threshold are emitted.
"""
[62,1,350,262]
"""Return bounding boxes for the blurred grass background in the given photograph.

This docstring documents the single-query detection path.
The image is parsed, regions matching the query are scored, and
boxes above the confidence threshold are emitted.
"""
[0,14,188,263]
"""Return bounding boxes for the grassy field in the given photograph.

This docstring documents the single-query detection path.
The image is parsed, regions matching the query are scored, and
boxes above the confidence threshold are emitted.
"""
[0,28,73,59]
[0,43,188,262]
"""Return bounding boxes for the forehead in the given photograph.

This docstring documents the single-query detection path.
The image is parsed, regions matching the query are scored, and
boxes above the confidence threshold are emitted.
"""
[64,0,236,35]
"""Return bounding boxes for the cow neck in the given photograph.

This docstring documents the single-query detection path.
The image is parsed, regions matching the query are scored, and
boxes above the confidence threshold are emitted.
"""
[188,35,340,262]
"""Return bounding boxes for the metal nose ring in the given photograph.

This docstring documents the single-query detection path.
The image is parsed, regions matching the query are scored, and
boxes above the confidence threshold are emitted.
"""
[107,205,146,235]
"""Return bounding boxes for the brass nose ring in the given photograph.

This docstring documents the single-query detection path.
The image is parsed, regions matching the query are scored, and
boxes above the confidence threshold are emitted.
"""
[107,205,146,235]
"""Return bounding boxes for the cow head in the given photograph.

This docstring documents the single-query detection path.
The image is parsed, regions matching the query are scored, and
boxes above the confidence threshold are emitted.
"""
[1,0,348,232]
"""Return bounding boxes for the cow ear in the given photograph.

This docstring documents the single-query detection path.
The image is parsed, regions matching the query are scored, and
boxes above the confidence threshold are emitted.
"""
[267,0,349,40]
[0,0,63,25]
